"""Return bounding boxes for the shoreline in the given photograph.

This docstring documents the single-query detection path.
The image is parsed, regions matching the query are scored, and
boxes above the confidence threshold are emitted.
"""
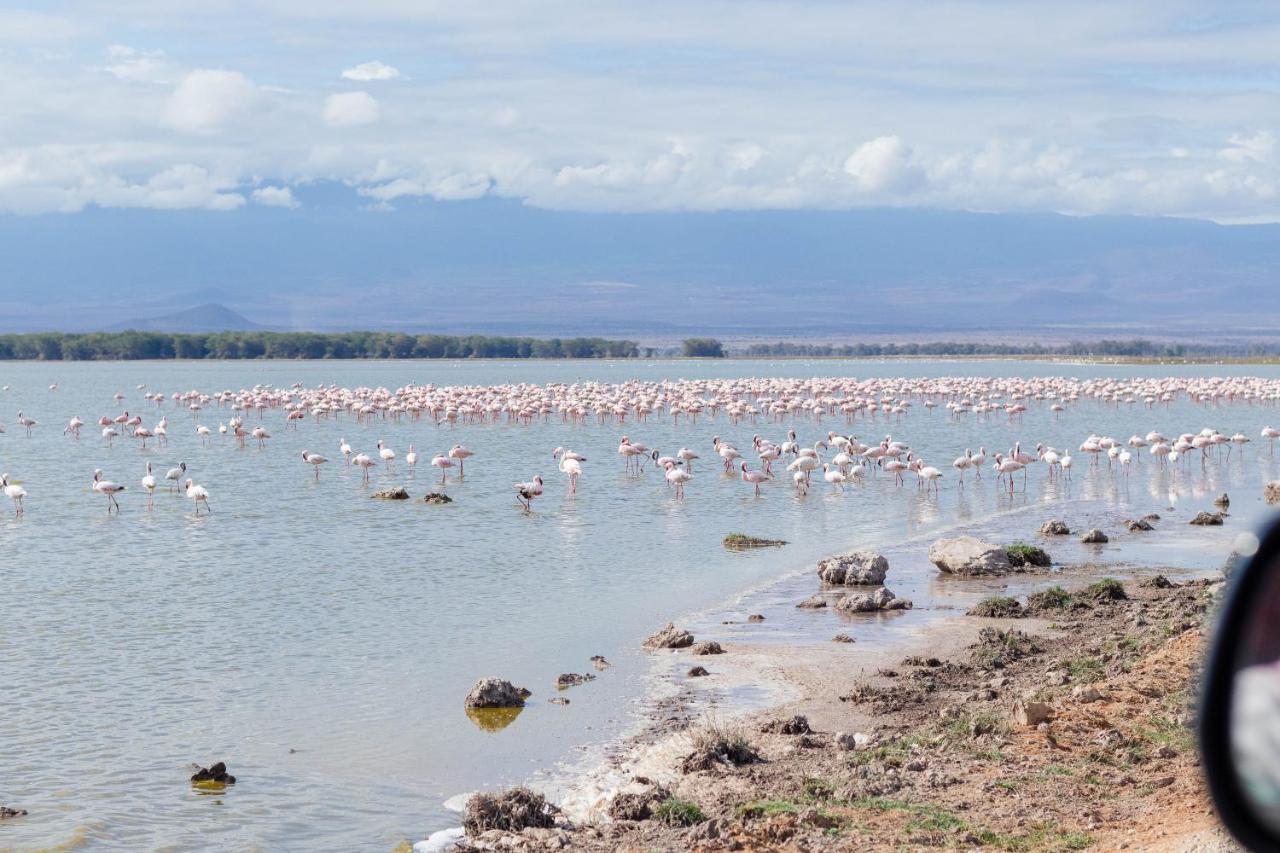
[432,500,1245,851]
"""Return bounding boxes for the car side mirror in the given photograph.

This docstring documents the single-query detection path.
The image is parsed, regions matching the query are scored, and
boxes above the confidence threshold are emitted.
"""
[1202,516,1280,849]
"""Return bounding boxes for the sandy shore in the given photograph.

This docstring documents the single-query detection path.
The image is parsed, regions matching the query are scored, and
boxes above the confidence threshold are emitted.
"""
[444,535,1239,851]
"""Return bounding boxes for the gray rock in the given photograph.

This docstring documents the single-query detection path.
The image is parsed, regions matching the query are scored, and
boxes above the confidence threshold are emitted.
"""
[556,672,596,688]
[796,594,828,609]
[1124,518,1154,532]
[1080,528,1109,544]
[642,622,694,649]
[1012,700,1053,726]
[1040,519,1071,536]
[464,678,530,709]
[817,550,889,585]
[370,487,410,500]
[834,586,911,613]
[421,492,453,504]
[690,641,724,656]
[1190,511,1225,526]
[928,536,1012,575]
[834,731,873,751]
[1072,685,1103,703]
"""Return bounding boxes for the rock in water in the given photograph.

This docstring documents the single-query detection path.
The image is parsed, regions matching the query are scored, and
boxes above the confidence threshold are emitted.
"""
[191,761,236,785]
[834,586,912,612]
[687,666,710,677]
[1039,519,1070,536]
[370,487,410,500]
[464,678,530,708]
[0,806,28,820]
[1080,528,1109,543]
[642,622,694,649]
[421,492,453,504]
[1190,511,1225,526]
[589,655,611,669]
[1124,518,1154,532]
[832,633,856,643]
[796,594,828,609]
[555,673,596,688]
[928,537,1012,575]
[816,550,889,585]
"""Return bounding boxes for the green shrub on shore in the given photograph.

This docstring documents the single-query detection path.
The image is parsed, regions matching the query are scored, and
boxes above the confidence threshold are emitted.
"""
[653,797,706,826]
[968,596,1024,618]
[1084,578,1127,601]
[1026,586,1072,612]
[723,533,788,549]
[1005,542,1051,568]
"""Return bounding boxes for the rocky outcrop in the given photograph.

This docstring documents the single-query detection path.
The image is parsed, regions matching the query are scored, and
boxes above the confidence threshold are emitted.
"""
[834,586,912,612]
[1039,520,1070,536]
[642,622,694,649]
[370,487,410,500]
[1124,518,1154,532]
[796,594,828,609]
[817,550,889,585]
[928,537,1011,575]
[421,492,453,504]
[1080,528,1109,543]
[191,761,236,785]
[1190,511,1225,526]
[690,641,724,655]
[464,678,530,708]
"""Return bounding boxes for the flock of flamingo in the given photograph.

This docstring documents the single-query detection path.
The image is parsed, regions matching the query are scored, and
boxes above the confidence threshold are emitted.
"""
[1,373,1279,517]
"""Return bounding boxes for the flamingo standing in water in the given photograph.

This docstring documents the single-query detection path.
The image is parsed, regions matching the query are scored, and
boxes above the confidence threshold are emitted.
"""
[339,438,353,465]
[676,447,699,472]
[663,460,692,499]
[405,445,418,476]
[740,462,770,497]
[448,444,474,475]
[377,440,396,471]
[64,416,84,439]
[430,453,455,484]
[165,462,187,493]
[184,478,211,515]
[821,463,847,491]
[16,411,36,436]
[1263,426,1280,457]
[92,470,125,513]
[302,451,328,480]
[353,453,377,484]
[553,447,585,494]
[141,462,157,508]
[2,474,26,516]
[514,475,543,510]
[992,453,1024,494]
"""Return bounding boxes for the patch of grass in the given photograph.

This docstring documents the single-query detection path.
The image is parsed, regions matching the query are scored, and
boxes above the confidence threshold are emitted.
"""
[849,797,964,832]
[1065,654,1105,682]
[968,595,1024,618]
[1026,585,1072,611]
[723,533,787,549]
[683,719,763,771]
[995,780,1018,792]
[1084,577,1127,601]
[1043,764,1074,777]
[652,797,705,826]
[802,777,834,800]
[1005,542,1051,567]
[737,799,804,819]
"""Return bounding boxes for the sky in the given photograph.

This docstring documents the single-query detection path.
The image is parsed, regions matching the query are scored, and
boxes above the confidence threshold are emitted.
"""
[2,1,1279,223]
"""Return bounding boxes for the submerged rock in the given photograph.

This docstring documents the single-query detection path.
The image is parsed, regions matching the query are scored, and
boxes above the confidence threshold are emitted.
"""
[589,655,611,669]
[370,487,410,500]
[723,533,787,549]
[796,594,828,609]
[1125,518,1154,532]
[191,761,236,786]
[1190,511,1225,526]
[0,806,28,820]
[421,492,453,505]
[1080,528,1109,544]
[928,537,1011,575]
[817,550,889,585]
[1039,519,1071,536]
[464,678,530,709]
[642,622,694,649]
[747,614,766,623]
[556,672,596,688]
[690,641,724,656]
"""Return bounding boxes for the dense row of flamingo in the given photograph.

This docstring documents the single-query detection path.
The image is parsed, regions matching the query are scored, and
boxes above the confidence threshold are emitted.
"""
[3,373,1280,516]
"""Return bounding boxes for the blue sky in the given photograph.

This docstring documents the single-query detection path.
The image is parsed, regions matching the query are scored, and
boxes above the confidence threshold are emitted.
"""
[1,1,1279,222]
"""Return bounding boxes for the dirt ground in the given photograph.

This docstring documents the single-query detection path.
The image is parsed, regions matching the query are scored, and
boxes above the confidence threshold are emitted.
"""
[458,574,1239,851]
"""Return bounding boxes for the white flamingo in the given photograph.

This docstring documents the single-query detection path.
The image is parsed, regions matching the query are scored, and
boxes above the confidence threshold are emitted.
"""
[141,462,157,509]
[92,469,125,513]
[514,475,544,510]
[184,478,211,515]
[2,473,26,516]
[740,462,771,497]
[553,447,585,494]
[302,451,328,480]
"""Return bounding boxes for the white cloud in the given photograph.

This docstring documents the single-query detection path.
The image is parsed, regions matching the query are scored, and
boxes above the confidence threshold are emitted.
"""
[101,45,173,83]
[251,185,300,208]
[843,136,922,194]
[1220,131,1275,164]
[322,91,380,127]
[163,69,262,134]
[340,61,402,81]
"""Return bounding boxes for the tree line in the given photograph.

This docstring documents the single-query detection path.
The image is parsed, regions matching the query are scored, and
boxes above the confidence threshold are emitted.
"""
[739,339,1280,358]
[0,331,642,360]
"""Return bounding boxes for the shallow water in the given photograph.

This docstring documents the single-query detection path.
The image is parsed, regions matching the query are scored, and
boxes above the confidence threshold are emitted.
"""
[1,358,1278,851]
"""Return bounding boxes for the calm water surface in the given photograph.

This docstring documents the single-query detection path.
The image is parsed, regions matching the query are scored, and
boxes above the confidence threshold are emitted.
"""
[1,358,1278,851]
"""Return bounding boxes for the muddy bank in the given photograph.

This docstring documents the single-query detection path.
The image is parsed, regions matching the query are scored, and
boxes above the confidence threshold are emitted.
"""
[455,573,1234,851]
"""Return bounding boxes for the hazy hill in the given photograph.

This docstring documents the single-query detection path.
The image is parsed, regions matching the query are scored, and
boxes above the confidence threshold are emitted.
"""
[109,304,265,333]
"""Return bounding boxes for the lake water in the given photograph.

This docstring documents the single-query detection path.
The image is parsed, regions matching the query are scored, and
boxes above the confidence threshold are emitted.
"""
[2,358,1278,851]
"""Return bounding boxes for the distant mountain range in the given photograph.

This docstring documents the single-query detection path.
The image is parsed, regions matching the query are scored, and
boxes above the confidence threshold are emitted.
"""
[109,304,265,333]
[1,188,1277,343]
